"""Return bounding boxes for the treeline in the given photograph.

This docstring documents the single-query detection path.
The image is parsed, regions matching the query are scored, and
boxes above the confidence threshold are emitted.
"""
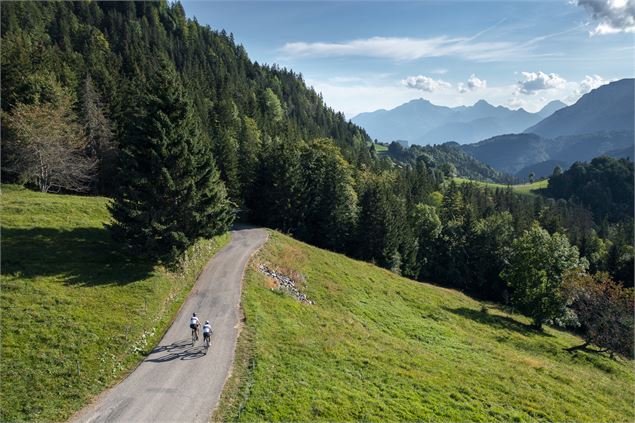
[1,0,372,198]
[2,1,632,355]
[383,141,515,183]
[547,157,634,223]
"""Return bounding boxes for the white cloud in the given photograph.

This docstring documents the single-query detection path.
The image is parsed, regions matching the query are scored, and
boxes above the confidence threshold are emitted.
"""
[517,71,567,94]
[402,75,452,92]
[575,74,607,96]
[280,36,525,62]
[458,74,487,93]
[577,0,635,35]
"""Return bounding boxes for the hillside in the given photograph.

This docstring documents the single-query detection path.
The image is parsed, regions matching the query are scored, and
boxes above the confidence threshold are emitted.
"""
[351,98,564,145]
[0,186,229,421]
[384,142,514,183]
[216,231,634,422]
[1,0,373,191]
[462,130,634,175]
[525,79,635,138]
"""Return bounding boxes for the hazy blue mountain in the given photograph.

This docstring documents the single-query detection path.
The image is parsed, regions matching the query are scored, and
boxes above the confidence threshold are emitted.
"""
[462,130,634,174]
[525,79,634,138]
[352,99,565,145]
[536,100,567,119]
[461,133,548,174]
[460,80,634,174]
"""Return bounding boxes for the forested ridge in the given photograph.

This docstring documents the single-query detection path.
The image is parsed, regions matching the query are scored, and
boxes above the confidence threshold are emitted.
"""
[2,1,632,355]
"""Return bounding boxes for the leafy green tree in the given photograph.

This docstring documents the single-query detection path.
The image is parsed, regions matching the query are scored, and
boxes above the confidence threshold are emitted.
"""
[109,61,233,263]
[501,224,588,329]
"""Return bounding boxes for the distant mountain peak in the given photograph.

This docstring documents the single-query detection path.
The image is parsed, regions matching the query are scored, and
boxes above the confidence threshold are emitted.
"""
[351,96,569,145]
[473,99,493,108]
[537,100,567,117]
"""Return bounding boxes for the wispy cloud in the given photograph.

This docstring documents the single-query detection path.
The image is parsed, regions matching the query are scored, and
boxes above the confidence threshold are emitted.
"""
[280,35,529,62]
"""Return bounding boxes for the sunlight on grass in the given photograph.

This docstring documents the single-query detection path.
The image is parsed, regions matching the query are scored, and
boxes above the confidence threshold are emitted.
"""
[0,185,229,422]
[216,231,634,422]
[453,178,548,196]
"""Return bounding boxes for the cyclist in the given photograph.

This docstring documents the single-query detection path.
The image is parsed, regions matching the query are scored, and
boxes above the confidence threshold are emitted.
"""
[190,312,200,340]
[202,320,213,346]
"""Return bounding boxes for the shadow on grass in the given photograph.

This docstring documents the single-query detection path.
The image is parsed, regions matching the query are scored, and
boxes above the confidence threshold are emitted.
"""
[443,306,553,338]
[1,226,154,286]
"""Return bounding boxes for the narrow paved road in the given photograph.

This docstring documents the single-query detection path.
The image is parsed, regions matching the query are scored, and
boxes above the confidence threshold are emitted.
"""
[72,227,267,423]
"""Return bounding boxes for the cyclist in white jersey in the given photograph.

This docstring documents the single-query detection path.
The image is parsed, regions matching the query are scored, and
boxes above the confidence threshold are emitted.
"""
[189,312,200,340]
[202,320,212,344]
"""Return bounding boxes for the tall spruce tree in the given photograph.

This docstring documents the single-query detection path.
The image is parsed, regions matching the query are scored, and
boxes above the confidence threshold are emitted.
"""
[109,61,233,263]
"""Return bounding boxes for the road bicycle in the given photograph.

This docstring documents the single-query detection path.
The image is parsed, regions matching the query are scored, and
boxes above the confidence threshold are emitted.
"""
[191,327,198,345]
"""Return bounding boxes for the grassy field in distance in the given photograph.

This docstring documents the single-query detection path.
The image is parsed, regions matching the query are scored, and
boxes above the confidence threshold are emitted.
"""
[453,177,549,195]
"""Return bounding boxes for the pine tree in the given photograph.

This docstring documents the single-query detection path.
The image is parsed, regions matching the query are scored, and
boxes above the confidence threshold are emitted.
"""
[81,74,116,194]
[209,98,240,202]
[109,60,233,263]
[237,116,261,206]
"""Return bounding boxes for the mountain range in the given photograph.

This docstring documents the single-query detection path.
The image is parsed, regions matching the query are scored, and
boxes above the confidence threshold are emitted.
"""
[352,98,566,145]
[461,79,634,179]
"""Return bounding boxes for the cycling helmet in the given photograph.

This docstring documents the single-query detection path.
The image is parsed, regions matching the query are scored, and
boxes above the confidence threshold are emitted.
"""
[193,312,197,317]
[205,320,209,324]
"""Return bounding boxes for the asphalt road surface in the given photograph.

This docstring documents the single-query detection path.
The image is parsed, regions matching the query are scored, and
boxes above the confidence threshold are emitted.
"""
[72,227,267,423]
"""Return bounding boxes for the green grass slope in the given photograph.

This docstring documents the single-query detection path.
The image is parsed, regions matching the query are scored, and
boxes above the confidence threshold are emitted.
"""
[217,231,634,422]
[0,185,229,422]
[454,177,548,195]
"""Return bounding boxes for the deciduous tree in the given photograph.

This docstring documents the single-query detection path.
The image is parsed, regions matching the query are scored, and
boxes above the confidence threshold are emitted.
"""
[501,224,587,329]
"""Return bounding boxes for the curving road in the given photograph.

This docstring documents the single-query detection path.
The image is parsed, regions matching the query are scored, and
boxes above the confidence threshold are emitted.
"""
[72,227,267,423]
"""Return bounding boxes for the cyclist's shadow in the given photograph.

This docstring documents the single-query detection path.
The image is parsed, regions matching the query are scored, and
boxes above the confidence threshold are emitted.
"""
[145,338,207,362]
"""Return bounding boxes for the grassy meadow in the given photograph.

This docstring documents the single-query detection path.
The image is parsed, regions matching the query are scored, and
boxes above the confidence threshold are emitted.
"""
[216,231,634,422]
[453,177,549,195]
[0,185,229,422]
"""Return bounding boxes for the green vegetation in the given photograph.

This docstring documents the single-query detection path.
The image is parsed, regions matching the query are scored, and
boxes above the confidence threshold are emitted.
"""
[109,60,233,263]
[386,142,513,183]
[453,177,548,195]
[502,224,587,329]
[374,143,388,153]
[0,185,229,422]
[217,232,634,422]
[547,157,633,223]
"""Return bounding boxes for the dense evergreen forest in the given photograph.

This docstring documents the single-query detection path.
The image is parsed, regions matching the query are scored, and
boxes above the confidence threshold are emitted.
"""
[2,1,632,355]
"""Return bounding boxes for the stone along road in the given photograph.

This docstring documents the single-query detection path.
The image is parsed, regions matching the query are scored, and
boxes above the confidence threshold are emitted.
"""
[72,227,267,423]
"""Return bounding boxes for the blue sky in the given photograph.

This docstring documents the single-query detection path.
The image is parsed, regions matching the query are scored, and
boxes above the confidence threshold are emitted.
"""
[182,0,634,118]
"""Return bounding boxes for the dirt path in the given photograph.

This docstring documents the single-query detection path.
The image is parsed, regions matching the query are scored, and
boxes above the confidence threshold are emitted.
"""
[72,227,267,423]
